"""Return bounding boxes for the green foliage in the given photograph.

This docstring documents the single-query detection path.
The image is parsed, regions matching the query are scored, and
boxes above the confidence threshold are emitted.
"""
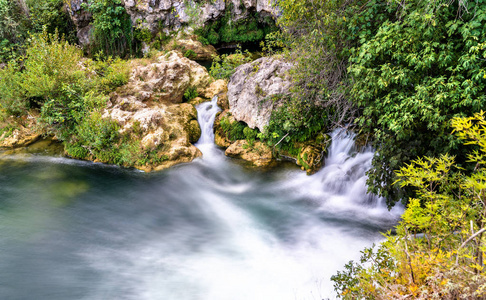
[183,49,197,60]
[87,55,130,93]
[183,86,198,101]
[39,83,87,140]
[209,47,252,80]
[332,113,486,299]
[0,61,27,116]
[0,30,84,116]
[0,0,29,61]
[348,0,486,206]
[27,0,76,43]
[275,0,366,134]
[0,0,77,61]
[195,8,277,45]
[263,96,327,155]
[83,0,134,57]
[21,30,84,102]
[133,26,152,44]
[220,116,246,141]
[70,111,121,162]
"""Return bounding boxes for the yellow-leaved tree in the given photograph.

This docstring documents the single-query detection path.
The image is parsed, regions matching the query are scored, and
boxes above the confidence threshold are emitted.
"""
[332,111,486,299]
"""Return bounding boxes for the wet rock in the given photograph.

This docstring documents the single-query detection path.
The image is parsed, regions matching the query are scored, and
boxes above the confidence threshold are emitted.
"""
[225,140,272,167]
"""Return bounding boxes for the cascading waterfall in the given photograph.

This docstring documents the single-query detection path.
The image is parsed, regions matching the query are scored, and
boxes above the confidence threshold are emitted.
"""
[196,95,221,146]
[0,98,402,300]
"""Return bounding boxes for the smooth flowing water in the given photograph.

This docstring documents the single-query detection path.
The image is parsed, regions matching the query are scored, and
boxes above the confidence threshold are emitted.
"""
[0,97,402,300]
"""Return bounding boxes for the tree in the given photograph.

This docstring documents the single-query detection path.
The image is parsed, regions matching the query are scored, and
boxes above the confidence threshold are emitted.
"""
[332,112,486,299]
[348,0,486,206]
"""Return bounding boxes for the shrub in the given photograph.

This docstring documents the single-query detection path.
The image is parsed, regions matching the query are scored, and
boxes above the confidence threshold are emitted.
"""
[183,86,198,101]
[332,112,486,299]
[88,56,130,93]
[0,61,27,116]
[83,0,135,57]
[183,49,197,60]
[209,47,252,80]
[21,30,84,102]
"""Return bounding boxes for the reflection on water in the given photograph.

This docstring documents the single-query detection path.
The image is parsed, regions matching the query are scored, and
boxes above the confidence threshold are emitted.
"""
[0,99,402,300]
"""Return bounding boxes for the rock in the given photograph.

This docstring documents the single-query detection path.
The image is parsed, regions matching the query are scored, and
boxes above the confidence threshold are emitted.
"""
[65,0,278,46]
[169,38,218,60]
[65,0,92,46]
[297,145,323,175]
[116,51,210,105]
[202,79,227,99]
[0,130,41,148]
[213,111,233,148]
[225,140,272,167]
[227,56,293,132]
[102,52,208,171]
[0,114,42,149]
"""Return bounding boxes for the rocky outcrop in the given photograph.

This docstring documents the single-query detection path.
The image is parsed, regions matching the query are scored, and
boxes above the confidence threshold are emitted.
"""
[65,0,92,46]
[0,114,42,149]
[227,56,293,132]
[123,0,278,33]
[103,50,215,171]
[114,50,210,105]
[167,38,218,60]
[65,0,278,46]
[225,140,273,167]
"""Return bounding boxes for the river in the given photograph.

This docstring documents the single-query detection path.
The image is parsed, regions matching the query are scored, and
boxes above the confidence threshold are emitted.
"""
[0,97,402,299]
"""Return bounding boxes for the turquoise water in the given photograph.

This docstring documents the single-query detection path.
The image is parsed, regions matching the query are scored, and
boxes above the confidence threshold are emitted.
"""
[0,99,401,299]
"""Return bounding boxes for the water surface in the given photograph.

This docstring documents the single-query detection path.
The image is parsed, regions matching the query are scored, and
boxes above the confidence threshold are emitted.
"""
[0,98,401,299]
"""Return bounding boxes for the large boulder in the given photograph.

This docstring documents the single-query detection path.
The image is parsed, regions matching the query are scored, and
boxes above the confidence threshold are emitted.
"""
[103,51,213,171]
[227,56,293,132]
[115,50,210,105]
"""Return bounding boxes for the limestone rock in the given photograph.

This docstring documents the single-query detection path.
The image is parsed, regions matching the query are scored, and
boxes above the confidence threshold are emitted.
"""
[65,0,92,46]
[0,130,41,148]
[227,57,293,132]
[65,0,278,46]
[169,38,218,60]
[0,114,42,149]
[225,140,272,167]
[115,51,210,105]
[213,111,233,148]
[202,79,227,99]
[102,51,208,171]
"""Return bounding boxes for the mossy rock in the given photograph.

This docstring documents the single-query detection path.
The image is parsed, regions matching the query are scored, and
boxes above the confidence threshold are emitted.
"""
[186,119,201,143]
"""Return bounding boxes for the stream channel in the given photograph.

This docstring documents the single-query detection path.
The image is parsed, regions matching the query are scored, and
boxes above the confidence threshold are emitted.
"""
[0,96,402,299]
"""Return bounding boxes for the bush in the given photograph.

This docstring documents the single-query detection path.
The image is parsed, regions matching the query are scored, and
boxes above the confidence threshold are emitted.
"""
[183,86,198,101]
[69,111,121,162]
[21,30,84,102]
[88,56,130,93]
[0,61,27,116]
[209,47,252,80]
[83,0,135,57]
[183,49,197,60]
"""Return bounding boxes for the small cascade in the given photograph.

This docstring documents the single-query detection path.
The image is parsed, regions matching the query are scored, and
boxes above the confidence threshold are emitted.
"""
[195,95,221,145]
[315,129,386,208]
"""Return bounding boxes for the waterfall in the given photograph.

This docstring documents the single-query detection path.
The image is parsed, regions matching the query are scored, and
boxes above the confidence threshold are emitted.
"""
[196,95,221,145]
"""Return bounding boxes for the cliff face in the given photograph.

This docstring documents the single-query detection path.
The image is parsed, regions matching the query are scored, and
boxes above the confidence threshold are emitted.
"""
[65,0,278,46]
